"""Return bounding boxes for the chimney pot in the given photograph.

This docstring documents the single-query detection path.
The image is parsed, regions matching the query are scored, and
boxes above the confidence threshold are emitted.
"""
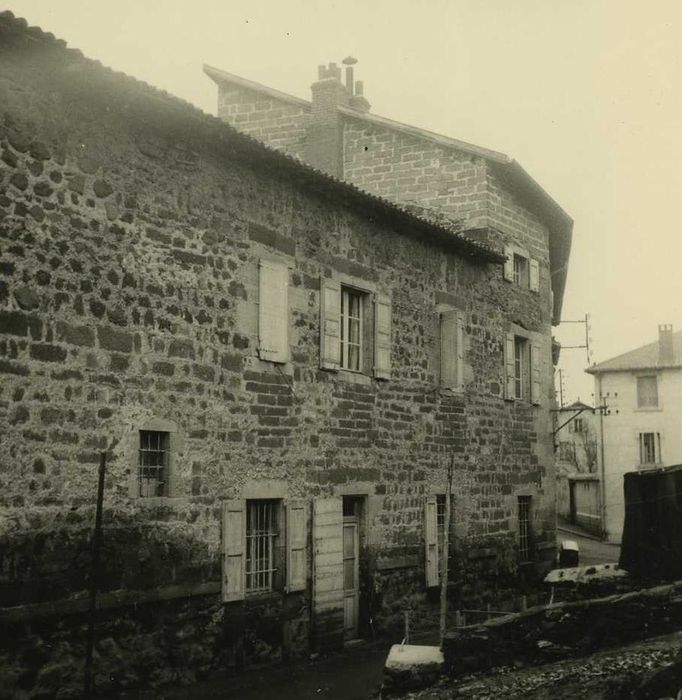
[317,64,326,80]
[355,80,364,96]
[345,66,354,95]
[659,324,674,364]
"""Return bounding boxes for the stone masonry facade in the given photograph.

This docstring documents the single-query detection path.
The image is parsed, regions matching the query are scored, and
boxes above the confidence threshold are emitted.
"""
[0,16,567,699]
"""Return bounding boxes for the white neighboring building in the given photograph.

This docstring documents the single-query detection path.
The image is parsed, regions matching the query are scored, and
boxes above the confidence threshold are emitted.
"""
[586,325,682,543]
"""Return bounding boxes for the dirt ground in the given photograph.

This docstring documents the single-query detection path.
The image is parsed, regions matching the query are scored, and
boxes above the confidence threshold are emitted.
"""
[413,631,682,700]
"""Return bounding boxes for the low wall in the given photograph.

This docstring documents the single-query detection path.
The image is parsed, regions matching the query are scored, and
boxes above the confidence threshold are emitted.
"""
[443,581,682,677]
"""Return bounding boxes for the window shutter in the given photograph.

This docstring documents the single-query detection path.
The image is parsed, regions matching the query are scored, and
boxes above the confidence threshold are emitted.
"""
[504,332,515,400]
[440,311,458,390]
[222,500,245,602]
[503,247,514,282]
[312,498,344,645]
[424,496,439,587]
[374,293,391,380]
[529,259,540,293]
[531,339,542,405]
[258,260,289,363]
[286,500,307,593]
[320,278,341,370]
[456,314,465,391]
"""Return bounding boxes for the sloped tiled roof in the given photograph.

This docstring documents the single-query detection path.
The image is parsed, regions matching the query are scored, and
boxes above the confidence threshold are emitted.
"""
[0,11,504,265]
[203,63,574,324]
[586,331,682,374]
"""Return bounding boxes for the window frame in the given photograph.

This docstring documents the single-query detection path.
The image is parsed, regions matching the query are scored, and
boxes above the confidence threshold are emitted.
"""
[245,498,283,596]
[636,375,659,409]
[513,336,529,400]
[513,253,529,287]
[639,432,661,468]
[340,285,366,373]
[138,429,170,498]
[128,418,181,500]
[517,495,533,563]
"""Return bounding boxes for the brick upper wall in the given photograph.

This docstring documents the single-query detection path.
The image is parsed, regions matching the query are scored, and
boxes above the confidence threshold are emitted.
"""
[217,84,309,158]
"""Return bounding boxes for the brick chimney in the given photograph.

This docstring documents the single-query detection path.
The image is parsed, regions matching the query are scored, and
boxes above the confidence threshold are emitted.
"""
[305,57,370,177]
[659,324,674,363]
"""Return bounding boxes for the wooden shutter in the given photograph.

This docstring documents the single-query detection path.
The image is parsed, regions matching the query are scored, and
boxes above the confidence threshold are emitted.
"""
[529,259,540,293]
[258,259,289,363]
[312,498,344,646]
[424,496,439,587]
[286,500,307,593]
[504,332,515,400]
[456,314,465,391]
[222,500,245,602]
[503,247,514,282]
[440,311,457,389]
[374,293,391,380]
[531,339,542,405]
[320,278,341,370]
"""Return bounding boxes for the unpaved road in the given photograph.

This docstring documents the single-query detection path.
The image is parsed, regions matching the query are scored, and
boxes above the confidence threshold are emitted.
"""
[412,631,682,699]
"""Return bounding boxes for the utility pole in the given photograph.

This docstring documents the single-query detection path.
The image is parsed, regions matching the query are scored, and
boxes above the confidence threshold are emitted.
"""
[439,456,454,648]
[84,452,107,696]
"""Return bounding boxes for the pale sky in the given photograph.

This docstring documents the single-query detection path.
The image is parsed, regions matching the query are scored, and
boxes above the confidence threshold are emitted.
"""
[9,0,682,405]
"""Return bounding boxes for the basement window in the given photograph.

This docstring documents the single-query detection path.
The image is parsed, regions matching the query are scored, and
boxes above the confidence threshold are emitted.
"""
[138,430,169,497]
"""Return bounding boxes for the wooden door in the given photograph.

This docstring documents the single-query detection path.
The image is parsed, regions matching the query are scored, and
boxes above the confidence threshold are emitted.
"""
[342,517,359,639]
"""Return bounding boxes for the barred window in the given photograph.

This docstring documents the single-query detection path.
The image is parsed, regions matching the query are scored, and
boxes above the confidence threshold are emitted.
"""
[138,430,169,497]
[518,496,532,562]
[246,500,280,594]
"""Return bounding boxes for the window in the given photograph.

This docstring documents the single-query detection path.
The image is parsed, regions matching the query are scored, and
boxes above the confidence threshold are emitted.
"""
[518,496,532,562]
[440,310,465,391]
[513,254,528,287]
[340,287,364,371]
[222,499,306,603]
[505,331,541,404]
[572,417,585,433]
[320,278,391,379]
[245,499,281,594]
[558,441,576,463]
[639,432,661,467]
[436,494,450,581]
[513,336,528,400]
[637,376,658,408]
[504,246,539,292]
[138,430,169,497]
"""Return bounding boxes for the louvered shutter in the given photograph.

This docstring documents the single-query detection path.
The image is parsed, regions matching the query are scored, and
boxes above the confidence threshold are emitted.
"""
[440,311,458,389]
[424,496,439,587]
[320,278,341,370]
[503,247,514,282]
[529,259,540,293]
[374,293,391,380]
[222,500,245,602]
[286,500,307,593]
[456,314,465,391]
[258,259,289,363]
[531,339,542,405]
[504,332,515,400]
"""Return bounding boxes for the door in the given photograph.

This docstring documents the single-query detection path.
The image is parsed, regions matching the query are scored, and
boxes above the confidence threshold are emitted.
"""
[342,517,359,639]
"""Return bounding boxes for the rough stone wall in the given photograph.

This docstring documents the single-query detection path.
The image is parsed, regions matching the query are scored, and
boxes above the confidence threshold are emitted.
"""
[1,24,555,695]
[216,84,309,158]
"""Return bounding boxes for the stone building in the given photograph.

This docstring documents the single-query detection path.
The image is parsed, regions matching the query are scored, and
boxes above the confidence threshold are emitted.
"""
[554,401,602,536]
[0,12,571,696]
[586,324,682,543]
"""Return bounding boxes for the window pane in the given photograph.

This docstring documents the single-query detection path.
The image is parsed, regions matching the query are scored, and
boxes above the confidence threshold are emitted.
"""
[637,376,658,408]
[343,559,354,590]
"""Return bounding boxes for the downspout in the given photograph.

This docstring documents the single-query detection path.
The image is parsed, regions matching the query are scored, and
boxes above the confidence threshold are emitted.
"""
[597,374,607,539]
